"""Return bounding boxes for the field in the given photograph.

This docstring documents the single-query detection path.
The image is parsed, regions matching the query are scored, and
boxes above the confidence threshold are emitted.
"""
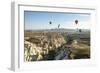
[24,29,90,62]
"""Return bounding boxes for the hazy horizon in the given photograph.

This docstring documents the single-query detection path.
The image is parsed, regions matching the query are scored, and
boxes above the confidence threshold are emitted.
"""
[24,28,90,31]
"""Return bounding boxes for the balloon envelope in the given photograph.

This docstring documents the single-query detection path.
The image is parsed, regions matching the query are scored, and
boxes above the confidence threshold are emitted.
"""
[75,20,78,24]
[58,24,60,28]
[49,21,52,24]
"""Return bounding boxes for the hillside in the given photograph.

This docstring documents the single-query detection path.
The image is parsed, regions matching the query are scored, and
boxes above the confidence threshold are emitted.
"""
[24,29,90,61]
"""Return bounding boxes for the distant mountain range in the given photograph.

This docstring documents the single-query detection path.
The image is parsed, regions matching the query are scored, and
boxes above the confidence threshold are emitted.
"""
[25,28,90,33]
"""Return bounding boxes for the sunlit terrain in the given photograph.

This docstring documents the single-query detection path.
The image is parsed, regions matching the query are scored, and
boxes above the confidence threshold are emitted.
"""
[24,29,90,62]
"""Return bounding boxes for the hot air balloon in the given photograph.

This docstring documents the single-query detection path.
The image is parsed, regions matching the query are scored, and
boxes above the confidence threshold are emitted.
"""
[58,24,60,29]
[75,20,78,25]
[75,20,79,32]
[49,21,52,24]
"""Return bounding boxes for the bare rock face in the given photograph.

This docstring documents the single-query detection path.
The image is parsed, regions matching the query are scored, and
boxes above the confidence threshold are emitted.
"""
[24,32,66,61]
[24,31,90,61]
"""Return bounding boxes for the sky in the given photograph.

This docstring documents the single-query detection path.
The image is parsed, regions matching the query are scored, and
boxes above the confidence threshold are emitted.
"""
[24,11,91,30]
